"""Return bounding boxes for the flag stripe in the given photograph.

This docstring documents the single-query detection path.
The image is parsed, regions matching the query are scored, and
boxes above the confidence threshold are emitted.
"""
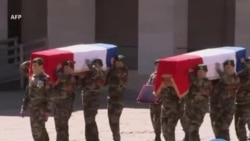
[91,43,118,68]
[220,47,246,72]
[155,47,247,97]
[30,43,118,82]
[30,49,74,82]
[57,44,107,71]
[185,48,236,80]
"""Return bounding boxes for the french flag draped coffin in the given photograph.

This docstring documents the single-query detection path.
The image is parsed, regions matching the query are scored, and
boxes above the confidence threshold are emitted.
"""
[30,43,118,82]
[154,47,246,98]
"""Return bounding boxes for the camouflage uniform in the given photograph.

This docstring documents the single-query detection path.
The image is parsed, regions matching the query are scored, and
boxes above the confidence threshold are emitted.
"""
[52,61,76,141]
[161,86,182,141]
[210,60,239,141]
[106,55,128,141]
[20,61,31,113]
[147,71,162,141]
[235,58,250,141]
[80,59,106,141]
[183,65,212,141]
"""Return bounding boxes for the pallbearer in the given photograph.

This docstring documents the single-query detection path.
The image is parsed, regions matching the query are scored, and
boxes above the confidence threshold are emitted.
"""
[183,64,212,141]
[147,59,162,141]
[155,75,182,141]
[235,57,250,141]
[80,58,106,141]
[210,60,239,141]
[53,60,77,141]
[106,55,129,141]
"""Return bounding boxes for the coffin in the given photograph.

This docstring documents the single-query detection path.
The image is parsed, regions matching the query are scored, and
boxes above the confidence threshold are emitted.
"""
[154,47,246,98]
[30,43,118,82]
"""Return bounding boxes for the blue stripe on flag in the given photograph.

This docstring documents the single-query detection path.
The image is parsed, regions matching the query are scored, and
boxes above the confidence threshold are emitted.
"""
[220,46,246,72]
[92,43,118,67]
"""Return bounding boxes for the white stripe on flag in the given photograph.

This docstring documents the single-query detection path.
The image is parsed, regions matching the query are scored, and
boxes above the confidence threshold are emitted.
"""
[185,48,236,80]
[57,44,108,71]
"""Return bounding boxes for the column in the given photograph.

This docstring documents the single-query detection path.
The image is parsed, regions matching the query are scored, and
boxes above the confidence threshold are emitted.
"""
[0,0,8,40]
[138,0,175,74]
[174,0,188,54]
[21,0,47,42]
[235,0,250,55]
[47,0,95,47]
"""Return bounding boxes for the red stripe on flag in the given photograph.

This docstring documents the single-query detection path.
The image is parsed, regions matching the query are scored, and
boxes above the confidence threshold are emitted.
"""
[154,54,203,97]
[30,49,74,82]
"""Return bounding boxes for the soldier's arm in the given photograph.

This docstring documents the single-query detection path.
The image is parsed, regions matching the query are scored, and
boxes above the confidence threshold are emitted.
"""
[20,85,30,111]
[216,68,224,78]
[188,70,196,82]
[19,61,30,77]
[119,67,129,83]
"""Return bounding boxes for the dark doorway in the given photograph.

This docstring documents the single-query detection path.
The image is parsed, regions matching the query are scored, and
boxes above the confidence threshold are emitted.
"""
[95,0,138,69]
[8,0,22,40]
[187,0,235,51]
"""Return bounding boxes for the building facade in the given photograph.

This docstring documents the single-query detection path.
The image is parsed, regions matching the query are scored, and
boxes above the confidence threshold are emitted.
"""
[1,0,250,74]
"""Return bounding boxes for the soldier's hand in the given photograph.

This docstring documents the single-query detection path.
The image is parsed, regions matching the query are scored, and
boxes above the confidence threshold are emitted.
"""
[215,63,220,69]
[188,69,193,73]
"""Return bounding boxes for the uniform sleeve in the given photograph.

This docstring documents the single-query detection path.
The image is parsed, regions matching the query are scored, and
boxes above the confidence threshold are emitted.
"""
[94,70,106,87]
[188,71,196,82]
[119,67,128,83]
[19,61,30,77]
[216,68,224,78]
[20,85,30,111]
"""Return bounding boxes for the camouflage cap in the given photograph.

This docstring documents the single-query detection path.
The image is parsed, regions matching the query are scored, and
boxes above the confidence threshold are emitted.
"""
[32,57,44,65]
[196,64,208,72]
[63,60,74,68]
[154,59,160,64]
[245,56,250,62]
[92,58,103,66]
[114,54,125,61]
[223,59,235,67]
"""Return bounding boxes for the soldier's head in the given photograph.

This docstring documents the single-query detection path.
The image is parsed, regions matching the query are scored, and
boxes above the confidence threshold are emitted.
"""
[154,59,159,71]
[223,60,235,74]
[62,60,74,74]
[114,55,125,68]
[196,64,208,78]
[32,57,44,74]
[245,56,250,68]
[92,59,103,70]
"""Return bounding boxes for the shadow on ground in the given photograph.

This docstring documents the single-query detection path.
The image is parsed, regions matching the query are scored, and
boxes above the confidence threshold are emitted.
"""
[0,70,151,116]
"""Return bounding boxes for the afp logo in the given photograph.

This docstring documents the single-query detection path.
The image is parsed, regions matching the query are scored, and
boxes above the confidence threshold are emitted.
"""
[10,14,22,20]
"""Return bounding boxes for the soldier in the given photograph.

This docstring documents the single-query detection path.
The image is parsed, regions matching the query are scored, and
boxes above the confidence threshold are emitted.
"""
[147,59,162,141]
[210,60,239,141]
[235,57,250,141]
[24,57,53,141]
[106,55,129,141]
[52,60,77,141]
[155,75,182,141]
[19,61,31,117]
[80,58,106,141]
[184,64,212,141]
